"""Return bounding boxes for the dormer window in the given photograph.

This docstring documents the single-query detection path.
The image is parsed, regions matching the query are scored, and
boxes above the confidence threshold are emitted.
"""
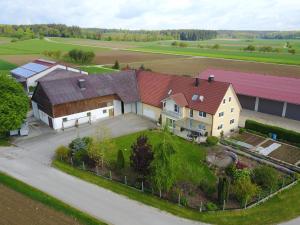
[174,104,179,113]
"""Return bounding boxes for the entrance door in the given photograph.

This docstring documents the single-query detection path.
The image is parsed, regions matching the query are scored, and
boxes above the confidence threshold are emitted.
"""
[109,108,114,117]
[121,101,125,114]
[48,117,53,128]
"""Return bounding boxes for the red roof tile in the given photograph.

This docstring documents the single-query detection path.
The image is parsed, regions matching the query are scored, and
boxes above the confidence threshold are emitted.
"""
[200,69,300,105]
[167,93,188,107]
[137,71,230,115]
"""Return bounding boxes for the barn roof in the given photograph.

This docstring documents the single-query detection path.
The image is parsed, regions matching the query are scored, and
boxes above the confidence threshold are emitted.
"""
[35,70,139,105]
[200,69,300,105]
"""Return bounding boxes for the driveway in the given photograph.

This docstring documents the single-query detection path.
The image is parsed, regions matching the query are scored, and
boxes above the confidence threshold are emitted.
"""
[0,114,203,225]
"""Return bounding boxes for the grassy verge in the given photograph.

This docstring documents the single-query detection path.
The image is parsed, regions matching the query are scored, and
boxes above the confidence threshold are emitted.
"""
[0,172,107,225]
[0,136,10,146]
[53,160,300,225]
[79,66,119,74]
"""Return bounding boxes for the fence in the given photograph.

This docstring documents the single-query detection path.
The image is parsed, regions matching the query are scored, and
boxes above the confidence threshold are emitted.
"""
[65,159,297,213]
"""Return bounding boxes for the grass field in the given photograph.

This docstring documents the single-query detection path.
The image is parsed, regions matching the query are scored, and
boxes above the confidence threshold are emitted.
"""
[79,66,119,74]
[0,59,16,75]
[54,160,300,225]
[0,172,106,225]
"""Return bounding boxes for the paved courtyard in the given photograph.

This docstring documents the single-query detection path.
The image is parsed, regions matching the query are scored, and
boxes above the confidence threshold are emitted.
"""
[0,114,202,225]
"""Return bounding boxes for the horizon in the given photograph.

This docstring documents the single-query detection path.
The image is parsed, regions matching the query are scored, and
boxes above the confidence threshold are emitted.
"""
[0,0,299,31]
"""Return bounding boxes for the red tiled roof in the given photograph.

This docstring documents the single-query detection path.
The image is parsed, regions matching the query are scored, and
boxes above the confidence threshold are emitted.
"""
[200,69,300,105]
[137,71,230,115]
[168,93,188,107]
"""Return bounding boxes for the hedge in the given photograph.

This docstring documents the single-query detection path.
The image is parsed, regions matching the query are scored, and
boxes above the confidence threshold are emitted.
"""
[245,120,300,145]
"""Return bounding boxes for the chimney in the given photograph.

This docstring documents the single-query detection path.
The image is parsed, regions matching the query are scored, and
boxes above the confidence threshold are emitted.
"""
[208,74,215,82]
[195,77,199,87]
[78,78,86,90]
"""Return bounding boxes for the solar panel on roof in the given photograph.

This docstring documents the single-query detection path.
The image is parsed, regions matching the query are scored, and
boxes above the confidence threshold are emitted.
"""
[11,67,36,78]
[22,63,49,73]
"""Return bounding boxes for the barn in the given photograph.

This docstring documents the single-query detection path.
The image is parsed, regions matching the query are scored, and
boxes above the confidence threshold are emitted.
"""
[200,69,300,121]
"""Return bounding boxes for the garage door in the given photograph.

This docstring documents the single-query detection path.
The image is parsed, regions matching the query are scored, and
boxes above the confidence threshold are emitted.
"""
[62,120,76,129]
[238,94,256,110]
[258,98,284,116]
[286,103,300,121]
[78,117,90,125]
[143,108,155,120]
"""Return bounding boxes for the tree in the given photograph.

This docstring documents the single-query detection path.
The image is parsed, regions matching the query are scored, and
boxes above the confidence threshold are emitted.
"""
[0,74,28,134]
[112,60,120,69]
[150,139,176,197]
[130,135,153,177]
[232,177,260,206]
[217,177,230,205]
[288,49,296,54]
[116,149,125,170]
[88,127,117,168]
[212,44,220,49]
[55,145,70,161]
[243,45,255,51]
[252,165,279,190]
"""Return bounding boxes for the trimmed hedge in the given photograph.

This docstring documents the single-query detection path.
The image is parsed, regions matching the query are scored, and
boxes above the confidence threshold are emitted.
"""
[245,120,300,145]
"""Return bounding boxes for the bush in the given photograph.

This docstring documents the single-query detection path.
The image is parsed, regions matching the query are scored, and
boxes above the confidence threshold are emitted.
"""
[206,136,219,146]
[245,120,300,145]
[232,177,260,206]
[69,138,87,153]
[288,49,296,54]
[116,149,125,170]
[73,149,89,166]
[239,128,245,134]
[112,60,120,69]
[171,41,178,46]
[252,165,279,190]
[200,179,216,197]
[68,49,95,64]
[180,196,188,207]
[243,45,255,51]
[225,163,237,178]
[179,42,188,47]
[55,145,70,161]
[205,202,218,211]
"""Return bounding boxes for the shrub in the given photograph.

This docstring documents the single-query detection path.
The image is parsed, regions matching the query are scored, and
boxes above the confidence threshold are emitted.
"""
[288,49,296,54]
[243,45,255,51]
[116,149,125,170]
[179,42,188,47]
[112,60,120,69]
[73,149,89,166]
[55,145,70,161]
[252,165,279,190]
[171,41,178,46]
[211,44,220,49]
[232,177,260,206]
[69,138,87,153]
[239,128,245,134]
[245,120,300,145]
[206,136,219,146]
[200,178,216,197]
[68,49,95,64]
[205,202,218,211]
[217,177,230,205]
[180,196,188,207]
[233,168,251,181]
[225,163,237,178]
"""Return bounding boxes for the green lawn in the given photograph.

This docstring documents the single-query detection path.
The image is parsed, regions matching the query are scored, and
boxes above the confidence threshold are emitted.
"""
[0,172,107,225]
[106,130,216,185]
[0,59,17,75]
[79,66,119,74]
[0,136,10,146]
[54,160,300,225]
[0,39,108,55]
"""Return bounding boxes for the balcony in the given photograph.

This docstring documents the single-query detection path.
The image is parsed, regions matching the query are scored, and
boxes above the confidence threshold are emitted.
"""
[162,109,183,119]
[176,118,210,136]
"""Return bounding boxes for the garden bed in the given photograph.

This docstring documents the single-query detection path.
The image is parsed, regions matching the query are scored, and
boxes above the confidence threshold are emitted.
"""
[232,132,266,147]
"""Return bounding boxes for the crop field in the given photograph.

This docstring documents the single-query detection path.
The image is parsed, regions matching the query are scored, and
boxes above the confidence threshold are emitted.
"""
[0,184,82,225]
[0,37,300,78]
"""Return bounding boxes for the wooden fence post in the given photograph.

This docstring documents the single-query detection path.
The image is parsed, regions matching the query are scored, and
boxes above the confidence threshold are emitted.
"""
[178,193,181,206]
[223,200,225,210]
[96,166,99,175]
[82,161,85,170]
[199,201,202,212]
[124,176,127,185]
[109,171,112,180]
[141,181,144,192]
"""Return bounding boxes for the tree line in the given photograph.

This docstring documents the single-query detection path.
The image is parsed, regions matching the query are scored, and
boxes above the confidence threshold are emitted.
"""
[0,24,217,41]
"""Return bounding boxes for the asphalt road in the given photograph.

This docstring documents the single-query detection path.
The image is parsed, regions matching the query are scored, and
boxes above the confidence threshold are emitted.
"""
[0,114,203,225]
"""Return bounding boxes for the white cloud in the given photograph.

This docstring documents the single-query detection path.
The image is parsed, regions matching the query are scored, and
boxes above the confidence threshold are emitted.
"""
[0,0,299,30]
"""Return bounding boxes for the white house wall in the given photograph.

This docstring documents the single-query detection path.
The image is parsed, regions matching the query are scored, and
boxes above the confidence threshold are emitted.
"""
[113,100,122,116]
[52,106,113,130]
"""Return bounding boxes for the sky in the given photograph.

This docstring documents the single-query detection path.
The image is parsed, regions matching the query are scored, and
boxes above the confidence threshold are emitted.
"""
[0,0,299,30]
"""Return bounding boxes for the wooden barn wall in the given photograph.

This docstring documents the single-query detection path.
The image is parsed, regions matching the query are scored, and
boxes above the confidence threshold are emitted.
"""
[31,84,53,116]
[53,94,119,118]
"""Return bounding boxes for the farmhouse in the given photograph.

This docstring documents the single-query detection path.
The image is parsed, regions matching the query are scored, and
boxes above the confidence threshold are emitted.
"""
[200,69,300,122]
[32,69,241,137]
[11,59,87,93]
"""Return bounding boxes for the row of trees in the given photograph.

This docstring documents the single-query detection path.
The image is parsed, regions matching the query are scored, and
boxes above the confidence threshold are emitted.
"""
[243,44,296,54]
[0,24,217,42]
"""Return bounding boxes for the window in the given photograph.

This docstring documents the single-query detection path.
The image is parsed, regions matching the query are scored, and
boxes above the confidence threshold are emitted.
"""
[174,104,179,113]
[229,97,232,102]
[230,119,235,124]
[163,101,166,108]
[219,112,224,117]
[198,124,206,130]
[217,124,223,130]
[231,108,234,113]
[199,111,207,117]
[167,118,175,128]
[223,99,226,104]
[62,117,67,122]
[190,109,193,117]
[103,109,107,114]
[87,112,91,116]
